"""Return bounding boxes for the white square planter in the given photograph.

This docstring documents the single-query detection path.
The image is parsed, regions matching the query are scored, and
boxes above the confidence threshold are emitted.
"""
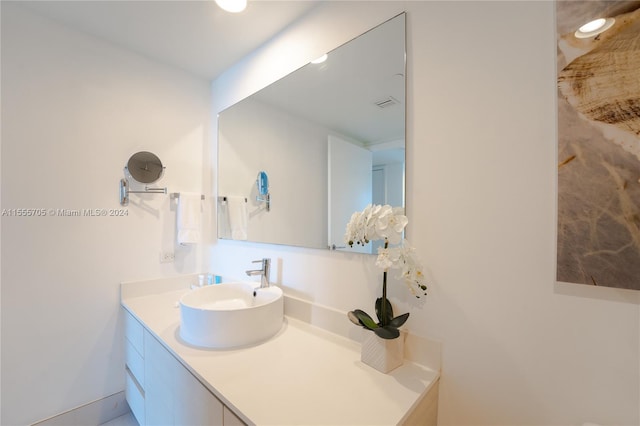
[360,331,405,373]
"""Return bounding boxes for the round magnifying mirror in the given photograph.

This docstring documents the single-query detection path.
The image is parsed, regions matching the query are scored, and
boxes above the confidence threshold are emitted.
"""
[126,151,164,184]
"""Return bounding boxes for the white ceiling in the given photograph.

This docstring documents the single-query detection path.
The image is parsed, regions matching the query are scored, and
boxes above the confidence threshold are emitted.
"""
[14,0,320,80]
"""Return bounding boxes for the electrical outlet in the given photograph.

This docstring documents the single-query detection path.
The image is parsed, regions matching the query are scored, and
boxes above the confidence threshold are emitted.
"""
[159,251,175,263]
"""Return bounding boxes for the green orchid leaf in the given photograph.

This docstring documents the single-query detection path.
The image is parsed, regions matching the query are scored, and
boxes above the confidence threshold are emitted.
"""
[373,325,400,339]
[347,311,363,327]
[389,312,410,328]
[375,297,394,325]
[352,309,379,330]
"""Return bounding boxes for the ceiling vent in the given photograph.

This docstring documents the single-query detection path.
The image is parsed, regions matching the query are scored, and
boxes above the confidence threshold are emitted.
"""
[373,96,399,109]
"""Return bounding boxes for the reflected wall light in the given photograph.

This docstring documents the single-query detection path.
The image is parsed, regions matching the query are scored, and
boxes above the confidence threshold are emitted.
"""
[215,0,247,13]
[311,54,328,64]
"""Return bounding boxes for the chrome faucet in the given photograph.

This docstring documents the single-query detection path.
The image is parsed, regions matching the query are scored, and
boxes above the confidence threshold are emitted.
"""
[245,258,271,288]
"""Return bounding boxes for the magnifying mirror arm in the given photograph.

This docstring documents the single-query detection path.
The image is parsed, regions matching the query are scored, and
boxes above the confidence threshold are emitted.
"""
[256,193,270,212]
[128,187,167,194]
[119,178,167,206]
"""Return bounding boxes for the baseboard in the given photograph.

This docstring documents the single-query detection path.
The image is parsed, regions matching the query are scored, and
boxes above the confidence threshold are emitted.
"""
[32,391,130,426]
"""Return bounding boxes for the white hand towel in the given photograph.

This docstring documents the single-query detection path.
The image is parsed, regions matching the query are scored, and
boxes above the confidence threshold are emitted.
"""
[227,196,248,240]
[176,193,201,245]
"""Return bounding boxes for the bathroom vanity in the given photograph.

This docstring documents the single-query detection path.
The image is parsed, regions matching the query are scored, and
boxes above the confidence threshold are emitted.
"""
[121,276,440,425]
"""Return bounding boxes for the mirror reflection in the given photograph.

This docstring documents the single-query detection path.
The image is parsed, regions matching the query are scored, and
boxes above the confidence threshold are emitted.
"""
[218,13,406,252]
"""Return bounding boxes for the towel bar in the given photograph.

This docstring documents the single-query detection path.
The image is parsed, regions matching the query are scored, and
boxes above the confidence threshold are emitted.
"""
[218,196,247,203]
[171,193,205,200]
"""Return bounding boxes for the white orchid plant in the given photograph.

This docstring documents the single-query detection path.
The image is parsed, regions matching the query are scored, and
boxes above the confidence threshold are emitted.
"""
[345,204,427,339]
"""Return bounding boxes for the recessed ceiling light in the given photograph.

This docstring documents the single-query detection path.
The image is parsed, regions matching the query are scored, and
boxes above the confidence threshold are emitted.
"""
[311,54,328,65]
[215,0,247,13]
[574,17,615,39]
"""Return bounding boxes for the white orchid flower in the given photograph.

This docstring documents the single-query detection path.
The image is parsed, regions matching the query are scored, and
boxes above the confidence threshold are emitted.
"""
[375,246,394,269]
[345,204,411,249]
[374,239,427,289]
[345,209,428,340]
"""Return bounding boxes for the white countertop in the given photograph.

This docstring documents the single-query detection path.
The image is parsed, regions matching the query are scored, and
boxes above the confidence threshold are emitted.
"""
[122,281,439,426]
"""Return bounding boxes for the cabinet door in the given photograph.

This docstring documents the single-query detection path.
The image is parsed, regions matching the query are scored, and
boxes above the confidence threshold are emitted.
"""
[144,331,175,425]
[144,329,224,426]
[174,368,223,425]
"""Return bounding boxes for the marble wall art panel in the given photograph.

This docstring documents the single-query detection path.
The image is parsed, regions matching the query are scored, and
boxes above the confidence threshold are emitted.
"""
[556,0,640,290]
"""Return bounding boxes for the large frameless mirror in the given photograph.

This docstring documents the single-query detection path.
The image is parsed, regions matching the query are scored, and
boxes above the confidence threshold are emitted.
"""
[217,13,406,252]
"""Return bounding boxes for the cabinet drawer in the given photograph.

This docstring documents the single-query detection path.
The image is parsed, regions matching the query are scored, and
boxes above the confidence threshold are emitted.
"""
[124,309,144,357]
[125,367,145,426]
[125,338,145,389]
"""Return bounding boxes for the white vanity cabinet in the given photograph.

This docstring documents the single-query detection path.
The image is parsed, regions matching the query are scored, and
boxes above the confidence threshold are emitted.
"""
[122,281,440,426]
[124,309,245,426]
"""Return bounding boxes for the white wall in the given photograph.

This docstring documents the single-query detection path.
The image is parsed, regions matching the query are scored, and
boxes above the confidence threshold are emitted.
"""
[211,1,640,425]
[1,4,211,425]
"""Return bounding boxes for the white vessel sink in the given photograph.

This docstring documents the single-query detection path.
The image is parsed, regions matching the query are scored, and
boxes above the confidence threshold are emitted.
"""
[179,282,283,349]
